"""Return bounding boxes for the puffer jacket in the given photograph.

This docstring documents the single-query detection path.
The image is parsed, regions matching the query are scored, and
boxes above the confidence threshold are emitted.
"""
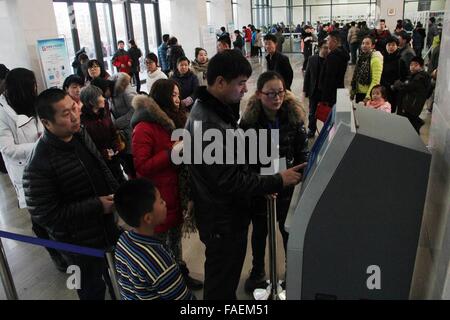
[109,72,136,154]
[0,95,44,208]
[22,128,120,249]
[395,70,431,117]
[170,70,199,103]
[130,95,182,234]
[347,26,360,44]
[185,87,284,237]
[240,91,309,213]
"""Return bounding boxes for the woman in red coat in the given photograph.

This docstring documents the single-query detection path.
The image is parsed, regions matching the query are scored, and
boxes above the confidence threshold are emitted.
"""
[131,79,203,290]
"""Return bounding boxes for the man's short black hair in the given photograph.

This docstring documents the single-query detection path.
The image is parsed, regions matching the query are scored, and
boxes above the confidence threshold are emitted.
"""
[217,35,231,48]
[430,17,436,23]
[206,49,252,86]
[35,88,68,122]
[118,40,125,45]
[264,33,278,44]
[385,36,399,45]
[380,19,386,23]
[221,26,226,32]
[398,30,411,43]
[351,21,356,26]
[63,75,84,91]
[411,56,425,67]
[114,179,157,228]
[162,34,170,42]
[328,30,341,44]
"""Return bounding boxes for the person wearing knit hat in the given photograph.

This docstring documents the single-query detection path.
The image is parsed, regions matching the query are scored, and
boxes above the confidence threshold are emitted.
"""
[145,52,167,93]
[191,48,209,86]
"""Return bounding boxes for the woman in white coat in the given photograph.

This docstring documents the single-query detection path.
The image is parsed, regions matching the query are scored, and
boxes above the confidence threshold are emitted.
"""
[0,68,67,271]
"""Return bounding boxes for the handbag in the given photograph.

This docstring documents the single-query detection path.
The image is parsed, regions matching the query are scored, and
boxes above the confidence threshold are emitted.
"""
[315,101,332,122]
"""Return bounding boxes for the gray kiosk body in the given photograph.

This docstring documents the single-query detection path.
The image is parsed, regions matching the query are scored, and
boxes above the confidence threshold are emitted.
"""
[286,90,431,300]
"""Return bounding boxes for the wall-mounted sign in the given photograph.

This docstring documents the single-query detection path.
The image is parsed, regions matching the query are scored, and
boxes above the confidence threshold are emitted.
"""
[37,38,71,89]
[388,8,396,16]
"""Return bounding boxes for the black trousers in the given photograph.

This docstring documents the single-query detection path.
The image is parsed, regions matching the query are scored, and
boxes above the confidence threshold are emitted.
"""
[350,42,359,64]
[399,111,424,134]
[31,219,66,264]
[131,71,141,93]
[63,252,116,300]
[308,91,321,133]
[249,199,289,275]
[200,230,248,300]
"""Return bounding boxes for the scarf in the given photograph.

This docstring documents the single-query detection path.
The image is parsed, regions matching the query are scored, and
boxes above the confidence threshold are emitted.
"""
[352,50,372,90]
[191,59,209,79]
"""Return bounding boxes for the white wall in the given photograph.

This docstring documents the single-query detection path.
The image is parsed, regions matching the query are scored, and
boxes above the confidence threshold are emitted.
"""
[0,0,58,91]
[377,0,404,31]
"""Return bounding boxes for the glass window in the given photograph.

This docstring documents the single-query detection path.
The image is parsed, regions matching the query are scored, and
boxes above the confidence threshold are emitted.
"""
[272,7,287,25]
[311,5,331,24]
[232,2,239,29]
[144,4,157,54]
[73,2,95,59]
[306,0,331,5]
[113,2,127,44]
[130,3,145,83]
[96,3,114,75]
[53,2,75,63]
[332,4,372,23]
[292,6,304,26]
[272,0,287,6]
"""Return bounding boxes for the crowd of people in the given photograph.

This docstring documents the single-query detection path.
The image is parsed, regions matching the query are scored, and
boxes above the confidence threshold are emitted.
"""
[0,15,441,301]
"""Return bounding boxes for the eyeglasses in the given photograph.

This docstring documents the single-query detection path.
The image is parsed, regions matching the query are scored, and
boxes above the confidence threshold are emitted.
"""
[261,90,285,99]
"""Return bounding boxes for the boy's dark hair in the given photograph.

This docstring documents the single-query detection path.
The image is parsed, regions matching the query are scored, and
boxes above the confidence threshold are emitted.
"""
[429,17,436,23]
[234,30,240,35]
[380,19,386,23]
[328,30,341,44]
[162,34,170,42]
[177,56,190,65]
[118,40,125,45]
[114,179,157,228]
[217,35,231,48]
[411,56,425,67]
[206,49,252,86]
[35,88,68,122]
[168,37,178,46]
[398,31,411,43]
[385,36,399,45]
[351,21,356,26]
[363,35,375,45]
[370,85,388,100]
[221,26,226,32]
[63,75,84,91]
[264,33,278,43]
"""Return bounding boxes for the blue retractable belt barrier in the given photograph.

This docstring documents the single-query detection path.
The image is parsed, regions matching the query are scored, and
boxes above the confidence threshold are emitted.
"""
[0,230,105,258]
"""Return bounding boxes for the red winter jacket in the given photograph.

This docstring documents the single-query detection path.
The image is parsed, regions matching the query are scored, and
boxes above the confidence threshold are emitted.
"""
[245,28,252,42]
[112,50,132,74]
[130,95,181,233]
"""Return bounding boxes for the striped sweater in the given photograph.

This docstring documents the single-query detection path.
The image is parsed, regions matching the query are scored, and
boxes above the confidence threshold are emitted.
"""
[115,231,195,300]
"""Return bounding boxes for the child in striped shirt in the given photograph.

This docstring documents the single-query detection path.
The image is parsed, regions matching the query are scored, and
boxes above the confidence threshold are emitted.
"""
[113,179,195,300]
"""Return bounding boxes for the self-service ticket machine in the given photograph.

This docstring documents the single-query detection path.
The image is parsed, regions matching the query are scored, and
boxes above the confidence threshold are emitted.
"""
[285,89,431,300]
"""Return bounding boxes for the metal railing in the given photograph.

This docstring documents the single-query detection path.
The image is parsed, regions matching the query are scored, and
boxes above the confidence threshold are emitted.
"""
[0,229,121,300]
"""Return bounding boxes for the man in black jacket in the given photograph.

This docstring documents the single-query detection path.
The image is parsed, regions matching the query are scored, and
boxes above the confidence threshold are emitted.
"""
[264,33,294,90]
[303,40,329,137]
[319,30,350,107]
[185,50,305,300]
[23,89,120,300]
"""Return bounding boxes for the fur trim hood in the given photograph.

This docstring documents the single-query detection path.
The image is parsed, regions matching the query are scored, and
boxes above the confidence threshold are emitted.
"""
[241,90,307,127]
[110,72,131,95]
[130,95,175,133]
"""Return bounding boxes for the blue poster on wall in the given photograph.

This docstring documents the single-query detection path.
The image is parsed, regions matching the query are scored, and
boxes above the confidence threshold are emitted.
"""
[37,38,71,89]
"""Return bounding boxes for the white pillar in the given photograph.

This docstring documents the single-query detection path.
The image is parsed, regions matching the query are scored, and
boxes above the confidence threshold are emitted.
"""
[0,0,58,91]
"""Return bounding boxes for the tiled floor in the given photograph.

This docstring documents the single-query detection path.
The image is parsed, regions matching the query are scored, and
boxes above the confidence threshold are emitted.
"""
[0,53,433,300]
